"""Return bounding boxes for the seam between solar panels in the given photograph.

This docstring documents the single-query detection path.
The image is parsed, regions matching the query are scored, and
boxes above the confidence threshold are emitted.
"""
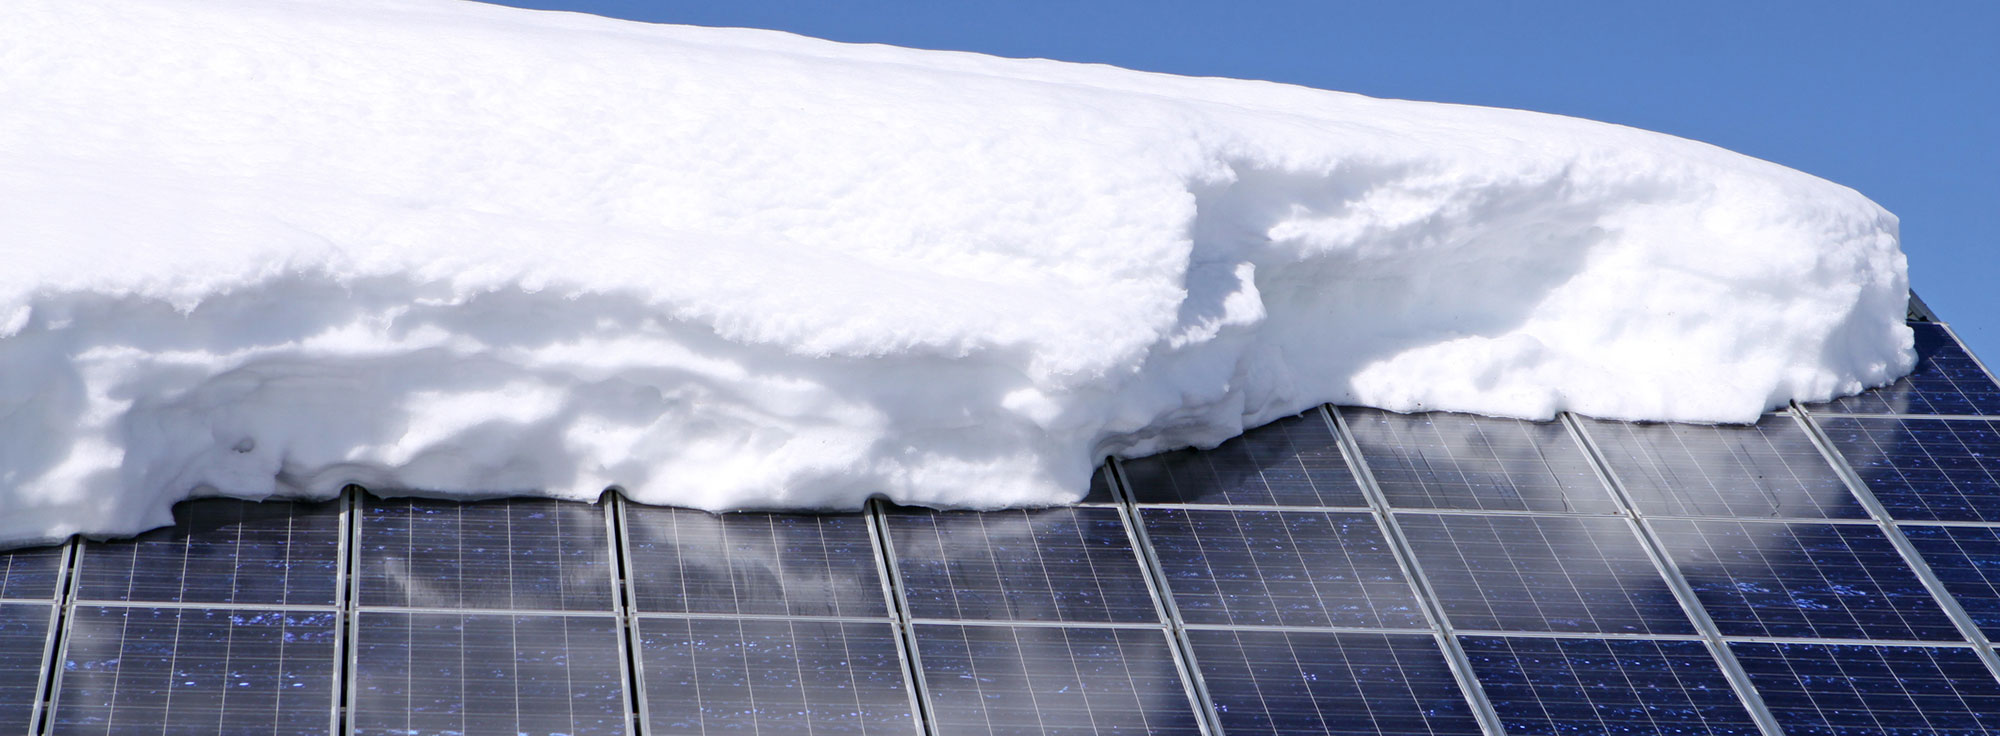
[1560,412,1788,736]
[1102,459,1223,736]
[606,494,647,736]
[25,538,76,736]
[333,485,355,736]
[867,498,940,736]
[1323,405,1509,736]
[1791,403,2000,683]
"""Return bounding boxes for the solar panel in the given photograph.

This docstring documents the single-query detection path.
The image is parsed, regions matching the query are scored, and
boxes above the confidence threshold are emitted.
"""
[1139,508,1426,629]
[1808,322,2000,416]
[357,496,614,611]
[1730,641,2000,735]
[1186,629,1481,736]
[1901,524,2000,638]
[351,611,628,736]
[1818,417,2000,522]
[622,504,888,618]
[1649,519,1962,641]
[1341,407,1618,513]
[1581,414,1865,519]
[1120,412,1367,507]
[637,617,916,735]
[913,623,1202,736]
[0,603,52,733]
[75,497,341,606]
[1459,635,1759,735]
[0,543,63,601]
[1399,513,1694,635]
[885,506,1159,624]
[50,605,338,735]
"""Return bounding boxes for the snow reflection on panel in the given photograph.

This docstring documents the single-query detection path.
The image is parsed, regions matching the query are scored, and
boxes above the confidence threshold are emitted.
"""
[623,505,887,619]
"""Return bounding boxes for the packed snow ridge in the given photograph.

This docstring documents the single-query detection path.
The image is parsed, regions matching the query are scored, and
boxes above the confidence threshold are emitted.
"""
[0,0,1910,545]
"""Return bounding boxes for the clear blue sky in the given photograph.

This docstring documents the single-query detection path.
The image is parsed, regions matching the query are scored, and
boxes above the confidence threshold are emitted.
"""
[478,0,1998,363]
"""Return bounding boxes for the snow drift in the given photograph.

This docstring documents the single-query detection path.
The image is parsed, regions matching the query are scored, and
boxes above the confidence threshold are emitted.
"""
[0,0,1910,545]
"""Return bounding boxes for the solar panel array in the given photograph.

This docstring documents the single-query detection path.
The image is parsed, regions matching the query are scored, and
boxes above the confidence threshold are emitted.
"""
[1,319,1998,735]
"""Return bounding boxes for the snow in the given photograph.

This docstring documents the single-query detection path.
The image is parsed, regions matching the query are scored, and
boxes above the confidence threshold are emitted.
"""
[0,0,1910,546]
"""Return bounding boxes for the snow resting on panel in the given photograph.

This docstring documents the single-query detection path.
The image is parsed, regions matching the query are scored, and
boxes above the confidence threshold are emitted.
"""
[0,0,1910,545]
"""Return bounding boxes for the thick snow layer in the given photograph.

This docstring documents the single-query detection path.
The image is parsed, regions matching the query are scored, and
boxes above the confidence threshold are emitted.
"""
[0,0,1910,545]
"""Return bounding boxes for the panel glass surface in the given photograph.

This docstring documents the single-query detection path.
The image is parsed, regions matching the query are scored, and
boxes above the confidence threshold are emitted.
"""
[76,498,341,606]
[1400,514,1693,635]
[1731,641,2000,736]
[0,543,63,601]
[1140,508,1425,629]
[1121,412,1367,507]
[1187,629,1480,736]
[1460,635,1758,735]
[352,611,627,736]
[1583,414,1865,519]
[887,507,1157,623]
[624,505,887,618]
[1342,408,1617,513]
[639,617,915,735]
[358,496,614,611]
[1819,417,2000,522]
[1808,322,2000,416]
[914,623,1201,736]
[1650,519,1961,640]
[1902,524,2000,638]
[51,605,337,736]
[0,603,52,733]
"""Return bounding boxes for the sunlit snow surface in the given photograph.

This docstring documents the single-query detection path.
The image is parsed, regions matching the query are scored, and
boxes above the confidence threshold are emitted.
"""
[0,0,1910,544]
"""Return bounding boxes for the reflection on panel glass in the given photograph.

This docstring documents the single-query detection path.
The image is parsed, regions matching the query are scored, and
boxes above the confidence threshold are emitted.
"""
[1651,519,1960,641]
[1808,323,2000,416]
[1343,408,1616,513]
[1400,514,1692,635]
[1902,525,2000,638]
[1141,509,1425,629]
[1188,629,1480,736]
[1461,636,1758,735]
[887,507,1157,624]
[352,611,627,736]
[915,624,1201,736]
[0,603,51,733]
[76,498,341,606]
[1732,642,2000,735]
[0,543,63,601]
[1820,417,2000,522]
[358,497,613,611]
[624,506,886,618]
[1583,415,1863,519]
[1122,412,1367,507]
[52,606,337,736]
[639,617,915,735]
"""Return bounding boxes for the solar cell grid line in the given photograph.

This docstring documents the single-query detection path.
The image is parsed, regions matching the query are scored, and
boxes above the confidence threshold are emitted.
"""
[634,616,920,735]
[1118,412,1369,508]
[355,495,617,612]
[1815,416,2000,522]
[883,505,1163,624]
[909,622,1207,736]
[1729,641,2000,736]
[1901,525,2000,639]
[1806,322,2000,416]
[619,502,890,619]
[1336,406,1620,514]
[1575,413,1868,520]
[72,497,343,607]
[0,542,65,602]
[1184,628,1483,736]
[1458,635,1761,735]
[1137,508,1429,630]
[349,609,630,736]
[0,603,55,734]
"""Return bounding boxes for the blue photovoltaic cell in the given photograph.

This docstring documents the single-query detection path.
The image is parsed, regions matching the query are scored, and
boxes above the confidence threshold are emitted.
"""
[623,505,887,618]
[887,506,1158,624]
[1140,508,1425,629]
[358,496,614,611]
[1187,629,1480,736]
[51,605,338,736]
[1650,519,1961,641]
[1582,415,1865,519]
[1819,417,2000,522]
[1808,322,2000,416]
[352,611,627,736]
[1121,412,1367,507]
[1460,636,1758,736]
[0,603,52,733]
[639,617,916,735]
[0,543,63,601]
[1731,641,2000,736]
[1341,408,1618,513]
[1902,525,2000,638]
[1399,514,1693,635]
[76,497,341,606]
[915,623,1201,736]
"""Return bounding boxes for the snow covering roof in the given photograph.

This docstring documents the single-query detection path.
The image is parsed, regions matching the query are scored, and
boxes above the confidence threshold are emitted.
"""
[0,0,1911,545]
